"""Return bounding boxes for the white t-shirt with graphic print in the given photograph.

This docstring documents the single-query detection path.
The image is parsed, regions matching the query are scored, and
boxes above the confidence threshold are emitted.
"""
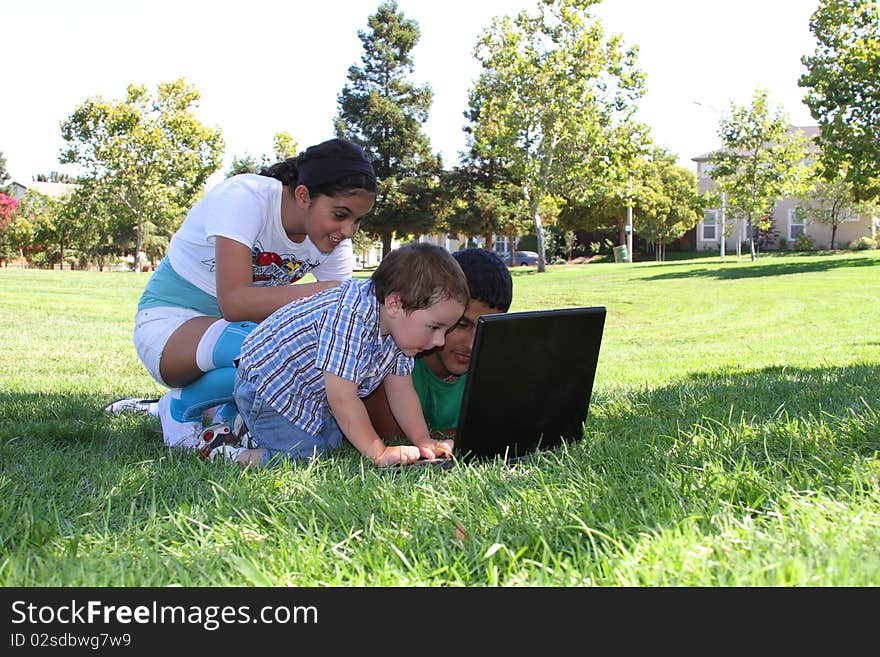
[167,173,354,297]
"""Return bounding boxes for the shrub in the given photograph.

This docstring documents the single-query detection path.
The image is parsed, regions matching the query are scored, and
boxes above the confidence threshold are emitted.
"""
[777,237,788,251]
[848,236,877,251]
[793,234,814,252]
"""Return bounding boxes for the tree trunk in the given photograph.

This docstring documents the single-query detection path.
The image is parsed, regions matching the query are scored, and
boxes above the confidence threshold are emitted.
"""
[381,232,393,260]
[749,220,757,261]
[523,184,546,273]
[736,221,743,259]
[135,217,144,272]
[830,224,838,250]
[532,201,546,273]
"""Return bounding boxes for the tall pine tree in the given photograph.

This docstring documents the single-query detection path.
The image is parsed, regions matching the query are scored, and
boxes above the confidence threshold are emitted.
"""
[335,0,440,257]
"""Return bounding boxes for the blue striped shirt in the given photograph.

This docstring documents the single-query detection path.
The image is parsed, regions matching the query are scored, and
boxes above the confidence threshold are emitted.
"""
[237,278,413,434]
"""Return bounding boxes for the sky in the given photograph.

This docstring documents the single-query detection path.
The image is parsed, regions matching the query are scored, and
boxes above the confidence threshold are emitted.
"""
[2,0,821,188]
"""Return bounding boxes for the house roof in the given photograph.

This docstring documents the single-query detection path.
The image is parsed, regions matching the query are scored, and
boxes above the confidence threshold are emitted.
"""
[691,125,821,162]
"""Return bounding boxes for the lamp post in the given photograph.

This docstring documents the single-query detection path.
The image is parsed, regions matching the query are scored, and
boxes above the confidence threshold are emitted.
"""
[626,175,633,263]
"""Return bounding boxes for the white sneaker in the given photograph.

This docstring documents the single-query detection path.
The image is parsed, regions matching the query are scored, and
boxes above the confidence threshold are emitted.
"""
[208,443,247,464]
[196,416,257,461]
[104,397,160,415]
[232,413,258,449]
[158,392,202,450]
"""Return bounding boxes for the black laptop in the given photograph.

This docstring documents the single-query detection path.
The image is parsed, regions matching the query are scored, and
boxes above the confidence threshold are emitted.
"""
[416,305,606,465]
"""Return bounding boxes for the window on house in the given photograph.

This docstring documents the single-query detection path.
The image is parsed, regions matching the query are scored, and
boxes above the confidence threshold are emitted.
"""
[493,236,510,256]
[841,208,858,223]
[788,208,806,240]
[702,210,717,240]
[700,163,714,179]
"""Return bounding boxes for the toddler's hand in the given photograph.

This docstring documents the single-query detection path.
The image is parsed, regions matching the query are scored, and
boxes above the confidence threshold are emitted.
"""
[373,445,421,467]
[419,438,454,461]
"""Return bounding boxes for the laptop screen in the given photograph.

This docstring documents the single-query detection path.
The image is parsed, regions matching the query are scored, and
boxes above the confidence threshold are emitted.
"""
[454,306,606,460]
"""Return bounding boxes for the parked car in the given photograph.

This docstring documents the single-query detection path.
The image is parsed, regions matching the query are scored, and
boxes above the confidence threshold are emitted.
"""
[513,250,541,266]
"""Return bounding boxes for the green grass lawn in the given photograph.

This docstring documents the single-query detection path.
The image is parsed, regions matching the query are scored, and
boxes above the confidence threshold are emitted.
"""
[1,250,878,585]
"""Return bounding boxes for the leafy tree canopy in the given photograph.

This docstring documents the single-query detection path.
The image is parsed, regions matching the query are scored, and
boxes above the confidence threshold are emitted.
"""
[0,151,10,192]
[60,78,224,268]
[335,0,439,257]
[797,171,880,249]
[468,0,649,271]
[709,89,811,260]
[800,0,880,202]
[634,150,703,260]
[225,132,299,178]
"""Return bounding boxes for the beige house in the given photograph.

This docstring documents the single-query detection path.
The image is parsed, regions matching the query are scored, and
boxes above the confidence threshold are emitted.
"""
[9,180,79,201]
[693,126,878,252]
[416,233,520,260]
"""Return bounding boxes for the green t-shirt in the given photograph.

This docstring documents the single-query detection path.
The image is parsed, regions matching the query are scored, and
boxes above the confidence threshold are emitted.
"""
[411,358,466,431]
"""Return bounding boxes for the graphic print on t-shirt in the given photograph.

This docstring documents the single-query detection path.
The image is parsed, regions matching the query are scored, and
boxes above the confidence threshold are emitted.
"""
[251,242,320,285]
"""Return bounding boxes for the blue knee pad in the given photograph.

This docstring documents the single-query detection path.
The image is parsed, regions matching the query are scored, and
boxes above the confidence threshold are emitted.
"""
[212,321,257,368]
[169,367,238,423]
[213,402,239,422]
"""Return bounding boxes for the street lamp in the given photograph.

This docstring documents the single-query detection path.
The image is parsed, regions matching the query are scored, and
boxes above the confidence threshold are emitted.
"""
[626,175,633,263]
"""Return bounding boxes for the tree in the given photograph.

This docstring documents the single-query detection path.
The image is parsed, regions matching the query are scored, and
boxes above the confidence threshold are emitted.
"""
[63,184,129,271]
[0,192,19,265]
[226,132,299,178]
[562,228,577,261]
[469,0,648,272]
[438,157,531,255]
[799,0,880,202]
[334,0,440,258]
[18,190,79,269]
[225,153,266,178]
[0,151,11,193]
[3,215,35,266]
[708,90,811,260]
[797,172,879,249]
[272,131,298,161]
[634,150,703,261]
[0,193,17,227]
[60,79,224,270]
[34,172,75,183]
[351,228,381,268]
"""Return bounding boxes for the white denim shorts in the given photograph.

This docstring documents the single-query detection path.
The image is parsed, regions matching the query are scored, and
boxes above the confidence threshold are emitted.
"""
[133,306,206,386]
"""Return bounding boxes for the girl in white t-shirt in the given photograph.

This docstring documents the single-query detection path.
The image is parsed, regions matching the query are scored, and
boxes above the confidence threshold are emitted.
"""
[126,138,376,448]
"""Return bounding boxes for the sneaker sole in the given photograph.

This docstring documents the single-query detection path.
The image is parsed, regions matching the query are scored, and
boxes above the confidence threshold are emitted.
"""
[103,397,160,414]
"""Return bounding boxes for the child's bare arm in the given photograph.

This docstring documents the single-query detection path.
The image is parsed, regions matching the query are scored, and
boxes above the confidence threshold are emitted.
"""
[384,373,453,459]
[322,372,421,466]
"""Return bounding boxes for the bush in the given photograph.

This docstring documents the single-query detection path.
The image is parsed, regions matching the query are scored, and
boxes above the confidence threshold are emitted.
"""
[848,236,877,251]
[777,237,788,251]
[793,234,814,252]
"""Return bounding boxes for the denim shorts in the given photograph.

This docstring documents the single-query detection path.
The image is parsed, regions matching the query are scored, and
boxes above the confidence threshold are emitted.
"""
[233,368,345,467]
